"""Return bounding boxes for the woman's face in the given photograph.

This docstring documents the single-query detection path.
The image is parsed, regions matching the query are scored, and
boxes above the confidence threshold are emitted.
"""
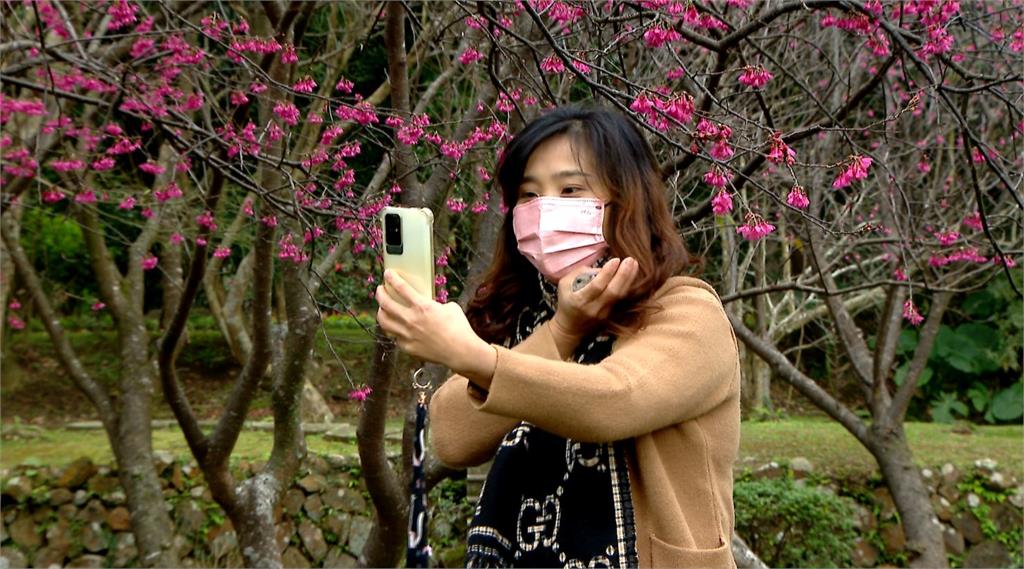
[515,135,612,205]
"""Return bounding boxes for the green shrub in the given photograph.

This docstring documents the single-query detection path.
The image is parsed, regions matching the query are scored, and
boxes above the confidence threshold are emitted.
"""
[734,478,857,568]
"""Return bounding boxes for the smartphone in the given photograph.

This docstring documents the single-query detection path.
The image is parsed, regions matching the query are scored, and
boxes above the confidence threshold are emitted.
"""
[380,206,435,305]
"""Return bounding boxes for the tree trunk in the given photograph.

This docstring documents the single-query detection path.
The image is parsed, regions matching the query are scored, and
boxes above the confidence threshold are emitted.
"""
[868,424,948,568]
[113,354,180,567]
[234,473,284,568]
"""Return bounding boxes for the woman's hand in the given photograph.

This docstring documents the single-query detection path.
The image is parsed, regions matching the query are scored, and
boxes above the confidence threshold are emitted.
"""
[376,270,497,384]
[551,257,640,339]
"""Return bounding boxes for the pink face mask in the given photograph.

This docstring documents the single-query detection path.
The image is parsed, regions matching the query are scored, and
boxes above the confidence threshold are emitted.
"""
[512,197,608,280]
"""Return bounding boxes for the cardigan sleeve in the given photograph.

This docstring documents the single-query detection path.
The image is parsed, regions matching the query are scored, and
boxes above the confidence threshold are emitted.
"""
[428,318,567,469]
[471,280,739,443]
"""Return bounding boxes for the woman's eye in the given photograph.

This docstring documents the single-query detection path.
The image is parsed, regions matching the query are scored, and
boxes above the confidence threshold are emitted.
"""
[562,187,584,195]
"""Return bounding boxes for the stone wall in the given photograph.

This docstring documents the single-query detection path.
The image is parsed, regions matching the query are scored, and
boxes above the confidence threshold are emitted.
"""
[743,457,1023,568]
[0,453,470,568]
[1,454,1020,568]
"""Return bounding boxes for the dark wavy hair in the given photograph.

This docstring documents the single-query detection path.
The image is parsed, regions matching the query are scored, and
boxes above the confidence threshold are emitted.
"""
[466,104,700,343]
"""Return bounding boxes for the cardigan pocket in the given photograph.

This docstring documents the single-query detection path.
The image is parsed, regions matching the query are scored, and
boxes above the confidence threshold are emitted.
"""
[650,534,732,568]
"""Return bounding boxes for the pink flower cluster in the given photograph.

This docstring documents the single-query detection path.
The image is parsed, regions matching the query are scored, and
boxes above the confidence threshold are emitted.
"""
[349,385,373,402]
[392,114,430,146]
[902,299,924,326]
[786,186,810,209]
[213,247,231,259]
[274,102,301,126]
[74,190,97,204]
[738,66,773,89]
[767,133,796,166]
[281,44,299,64]
[107,0,139,32]
[92,157,115,171]
[195,210,218,231]
[7,298,25,330]
[335,100,379,126]
[141,255,159,271]
[139,162,165,175]
[278,233,309,264]
[335,78,354,93]
[704,166,732,190]
[736,213,776,241]
[643,25,682,48]
[832,155,873,188]
[711,190,733,215]
[934,230,960,247]
[446,198,467,213]
[154,182,183,202]
[107,137,141,155]
[227,37,282,63]
[50,159,85,172]
[459,48,484,65]
[119,196,136,210]
[928,247,988,267]
[961,211,983,231]
[0,98,47,124]
[629,92,694,131]
[293,77,317,93]
[540,55,565,74]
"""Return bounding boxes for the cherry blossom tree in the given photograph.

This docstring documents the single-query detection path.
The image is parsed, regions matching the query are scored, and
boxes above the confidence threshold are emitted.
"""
[2,1,1021,568]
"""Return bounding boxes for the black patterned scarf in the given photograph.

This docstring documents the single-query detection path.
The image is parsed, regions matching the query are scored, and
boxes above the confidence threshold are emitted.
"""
[465,272,638,568]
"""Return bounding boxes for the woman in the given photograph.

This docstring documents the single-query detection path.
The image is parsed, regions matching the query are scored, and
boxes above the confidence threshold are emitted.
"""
[375,105,741,568]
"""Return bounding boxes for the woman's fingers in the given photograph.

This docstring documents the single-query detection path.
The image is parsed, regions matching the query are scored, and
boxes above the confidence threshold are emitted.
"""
[603,257,639,300]
[578,258,621,300]
[383,269,423,306]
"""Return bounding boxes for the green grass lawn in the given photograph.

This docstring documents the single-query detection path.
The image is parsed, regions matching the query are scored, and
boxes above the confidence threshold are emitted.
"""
[3,417,1020,481]
[0,418,406,470]
[739,416,1023,480]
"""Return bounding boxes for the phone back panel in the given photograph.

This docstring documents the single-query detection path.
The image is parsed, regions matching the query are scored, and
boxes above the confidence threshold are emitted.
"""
[381,206,435,303]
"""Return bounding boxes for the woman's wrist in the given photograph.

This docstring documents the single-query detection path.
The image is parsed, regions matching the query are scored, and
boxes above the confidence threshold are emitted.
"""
[548,313,587,359]
[450,337,498,391]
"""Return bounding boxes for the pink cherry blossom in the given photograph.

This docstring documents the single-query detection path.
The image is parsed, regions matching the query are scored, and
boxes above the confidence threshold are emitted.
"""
[711,190,733,215]
[540,55,566,73]
[961,211,983,231]
[832,155,873,188]
[786,186,810,209]
[91,302,106,311]
[767,133,796,166]
[213,247,231,259]
[50,159,85,172]
[281,44,298,64]
[273,102,300,126]
[7,316,25,330]
[902,299,924,326]
[738,65,773,88]
[736,214,776,241]
[119,196,136,209]
[141,255,159,271]
[348,385,373,402]
[293,77,316,93]
[703,166,732,190]
[8,299,21,310]
[459,48,484,65]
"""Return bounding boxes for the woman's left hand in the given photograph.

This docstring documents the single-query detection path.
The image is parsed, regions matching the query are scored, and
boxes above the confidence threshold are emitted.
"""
[376,270,495,377]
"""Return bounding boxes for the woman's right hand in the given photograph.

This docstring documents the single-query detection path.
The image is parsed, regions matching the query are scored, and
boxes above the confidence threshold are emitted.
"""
[550,257,640,340]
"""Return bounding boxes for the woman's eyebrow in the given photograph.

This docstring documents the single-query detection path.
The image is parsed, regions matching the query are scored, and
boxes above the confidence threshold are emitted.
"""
[521,170,591,184]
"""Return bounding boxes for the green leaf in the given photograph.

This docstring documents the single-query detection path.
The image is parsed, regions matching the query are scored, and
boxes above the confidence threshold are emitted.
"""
[894,362,909,386]
[932,325,957,360]
[962,291,995,318]
[967,383,991,413]
[991,382,1024,421]
[918,367,934,388]
[897,329,918,356]
[931,392,968,424]
[946,352,979,374]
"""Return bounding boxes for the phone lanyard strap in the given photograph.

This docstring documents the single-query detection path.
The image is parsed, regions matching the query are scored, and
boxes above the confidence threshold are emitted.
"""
[407,367,431,568]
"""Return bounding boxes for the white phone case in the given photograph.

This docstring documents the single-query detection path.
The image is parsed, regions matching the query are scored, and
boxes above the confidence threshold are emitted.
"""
[381,206,435,304]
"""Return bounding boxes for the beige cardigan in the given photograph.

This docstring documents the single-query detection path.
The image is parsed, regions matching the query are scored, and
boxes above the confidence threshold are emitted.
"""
[430,276,741,568]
